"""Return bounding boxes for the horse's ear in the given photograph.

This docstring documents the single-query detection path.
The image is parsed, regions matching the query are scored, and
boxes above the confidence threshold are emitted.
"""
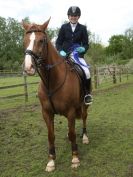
[41,17,51,31]
[21,20,30,30]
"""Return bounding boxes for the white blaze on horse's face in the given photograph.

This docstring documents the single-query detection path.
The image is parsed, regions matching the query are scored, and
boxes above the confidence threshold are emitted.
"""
[24,32,36,75]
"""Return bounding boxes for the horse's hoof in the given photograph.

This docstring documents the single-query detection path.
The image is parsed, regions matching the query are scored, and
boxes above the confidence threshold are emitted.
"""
[82,138,89,144]
[71,162,80,169]
[71,157,80,169]
[82,134,89,144]
[45,160,55,172]
[45,166,55,172]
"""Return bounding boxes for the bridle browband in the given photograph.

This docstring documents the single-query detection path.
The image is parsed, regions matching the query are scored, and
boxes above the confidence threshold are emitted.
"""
[26,29,44,34]
[24,29,67,114]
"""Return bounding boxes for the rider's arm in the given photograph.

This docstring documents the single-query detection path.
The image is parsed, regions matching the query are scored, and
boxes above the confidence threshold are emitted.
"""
[81,25,89,54]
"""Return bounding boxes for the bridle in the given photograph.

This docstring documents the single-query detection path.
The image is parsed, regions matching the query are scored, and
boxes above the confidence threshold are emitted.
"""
[25,30,48,68]
[25,29,65,72]
[24,29,68,113]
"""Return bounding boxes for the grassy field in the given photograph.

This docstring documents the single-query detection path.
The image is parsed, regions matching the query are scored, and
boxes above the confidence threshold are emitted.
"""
[0,76,40,110]
[0,74,133,110]
[0,80,133,177]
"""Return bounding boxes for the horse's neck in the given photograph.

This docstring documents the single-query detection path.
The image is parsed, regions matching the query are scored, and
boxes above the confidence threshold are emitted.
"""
[47,41,61,62]
[47,41,65,71]
[42,41,66,82]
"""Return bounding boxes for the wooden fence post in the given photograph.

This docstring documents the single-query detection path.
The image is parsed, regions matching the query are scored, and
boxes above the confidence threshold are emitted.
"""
[23,73,28,102]
[94,65,98,89]
[112,65,117,84]
[119,66,122,83]
[126,67,129,80]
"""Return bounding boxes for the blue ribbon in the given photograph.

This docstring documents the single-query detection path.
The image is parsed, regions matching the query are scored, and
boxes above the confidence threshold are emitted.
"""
[70,44,90,68]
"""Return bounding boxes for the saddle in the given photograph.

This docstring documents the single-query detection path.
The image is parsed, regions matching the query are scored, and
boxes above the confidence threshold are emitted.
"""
[67,57,87,96]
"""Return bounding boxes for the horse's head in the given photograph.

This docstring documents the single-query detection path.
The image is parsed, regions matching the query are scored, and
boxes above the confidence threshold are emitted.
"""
[22,18,51,75]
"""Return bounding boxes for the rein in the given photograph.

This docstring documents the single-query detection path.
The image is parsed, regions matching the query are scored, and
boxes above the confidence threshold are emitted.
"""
[25,30,67,113]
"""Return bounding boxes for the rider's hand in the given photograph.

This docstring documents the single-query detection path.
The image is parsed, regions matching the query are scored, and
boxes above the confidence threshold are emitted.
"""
[59,50,67,57]
[76,47,85,53]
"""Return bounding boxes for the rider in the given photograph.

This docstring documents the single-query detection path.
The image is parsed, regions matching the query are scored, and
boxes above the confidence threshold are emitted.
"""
[55,6,93,105]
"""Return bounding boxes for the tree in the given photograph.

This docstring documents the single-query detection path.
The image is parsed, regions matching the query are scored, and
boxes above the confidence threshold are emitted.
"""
[0,17,24,70]
[106,35,126,56]
[106,28,133,62]
[122,28,133,59]
[0,17,6,70]
[88,43,105,64]
[87,32,105,64]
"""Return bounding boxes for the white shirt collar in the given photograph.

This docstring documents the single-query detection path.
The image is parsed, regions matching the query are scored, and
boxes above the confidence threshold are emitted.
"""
[70,22,77,27]
[70,23,77,32]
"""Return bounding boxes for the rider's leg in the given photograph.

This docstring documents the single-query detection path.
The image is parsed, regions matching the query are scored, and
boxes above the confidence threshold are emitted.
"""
[78,58,93,105]
[84,78,93,105]
[71,55,93,105]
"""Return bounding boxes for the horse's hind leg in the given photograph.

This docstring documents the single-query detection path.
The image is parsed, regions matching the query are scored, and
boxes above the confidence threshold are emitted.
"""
[81,107,89,144]
[42,110,56,172]
[67,112,80,169]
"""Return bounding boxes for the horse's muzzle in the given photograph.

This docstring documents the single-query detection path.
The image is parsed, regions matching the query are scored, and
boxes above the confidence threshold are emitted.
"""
[23,62,36,76]
[25,68,36,75]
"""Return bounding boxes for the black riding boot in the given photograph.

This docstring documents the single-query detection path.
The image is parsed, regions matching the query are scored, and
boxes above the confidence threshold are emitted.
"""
[84,78,93,105]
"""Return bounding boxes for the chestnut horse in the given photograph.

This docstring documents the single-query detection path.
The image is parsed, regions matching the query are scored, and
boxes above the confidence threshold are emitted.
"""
[22,18,89,172]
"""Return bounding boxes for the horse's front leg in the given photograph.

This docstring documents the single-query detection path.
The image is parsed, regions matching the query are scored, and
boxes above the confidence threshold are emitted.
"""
[68,116,80,169]
[81,107,89,144]
[42,110,55,172]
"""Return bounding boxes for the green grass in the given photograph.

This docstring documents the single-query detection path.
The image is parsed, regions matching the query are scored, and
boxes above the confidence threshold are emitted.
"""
[0,74,133,110]
[0,76,40,110]
[0,82,133,177]
[0,75,40,86]
[92,73,133,91]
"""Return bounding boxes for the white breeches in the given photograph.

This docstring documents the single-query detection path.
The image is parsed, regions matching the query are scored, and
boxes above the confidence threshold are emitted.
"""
[71,54,91,79]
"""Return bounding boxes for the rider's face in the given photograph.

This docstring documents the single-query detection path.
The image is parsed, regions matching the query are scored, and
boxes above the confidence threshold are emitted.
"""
[68,15,80,24]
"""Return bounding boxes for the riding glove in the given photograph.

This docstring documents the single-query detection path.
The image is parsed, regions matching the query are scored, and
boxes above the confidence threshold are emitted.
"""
[76,47,85,53]
[59,50,67,57]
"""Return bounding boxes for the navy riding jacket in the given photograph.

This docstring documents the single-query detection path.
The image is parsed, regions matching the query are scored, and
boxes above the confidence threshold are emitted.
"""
[55,22,89,57]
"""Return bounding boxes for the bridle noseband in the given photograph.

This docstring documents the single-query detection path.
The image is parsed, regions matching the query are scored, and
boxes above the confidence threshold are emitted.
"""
[25,49,44,67]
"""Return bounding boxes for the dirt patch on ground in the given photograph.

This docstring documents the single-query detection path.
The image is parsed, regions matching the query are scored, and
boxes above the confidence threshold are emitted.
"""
[0,104,40,118]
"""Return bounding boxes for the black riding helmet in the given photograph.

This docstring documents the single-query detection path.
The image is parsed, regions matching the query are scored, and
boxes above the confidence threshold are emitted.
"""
[67,6,81,16]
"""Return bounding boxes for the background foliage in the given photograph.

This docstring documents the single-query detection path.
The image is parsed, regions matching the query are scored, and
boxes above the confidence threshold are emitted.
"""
[0,16,133,70]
